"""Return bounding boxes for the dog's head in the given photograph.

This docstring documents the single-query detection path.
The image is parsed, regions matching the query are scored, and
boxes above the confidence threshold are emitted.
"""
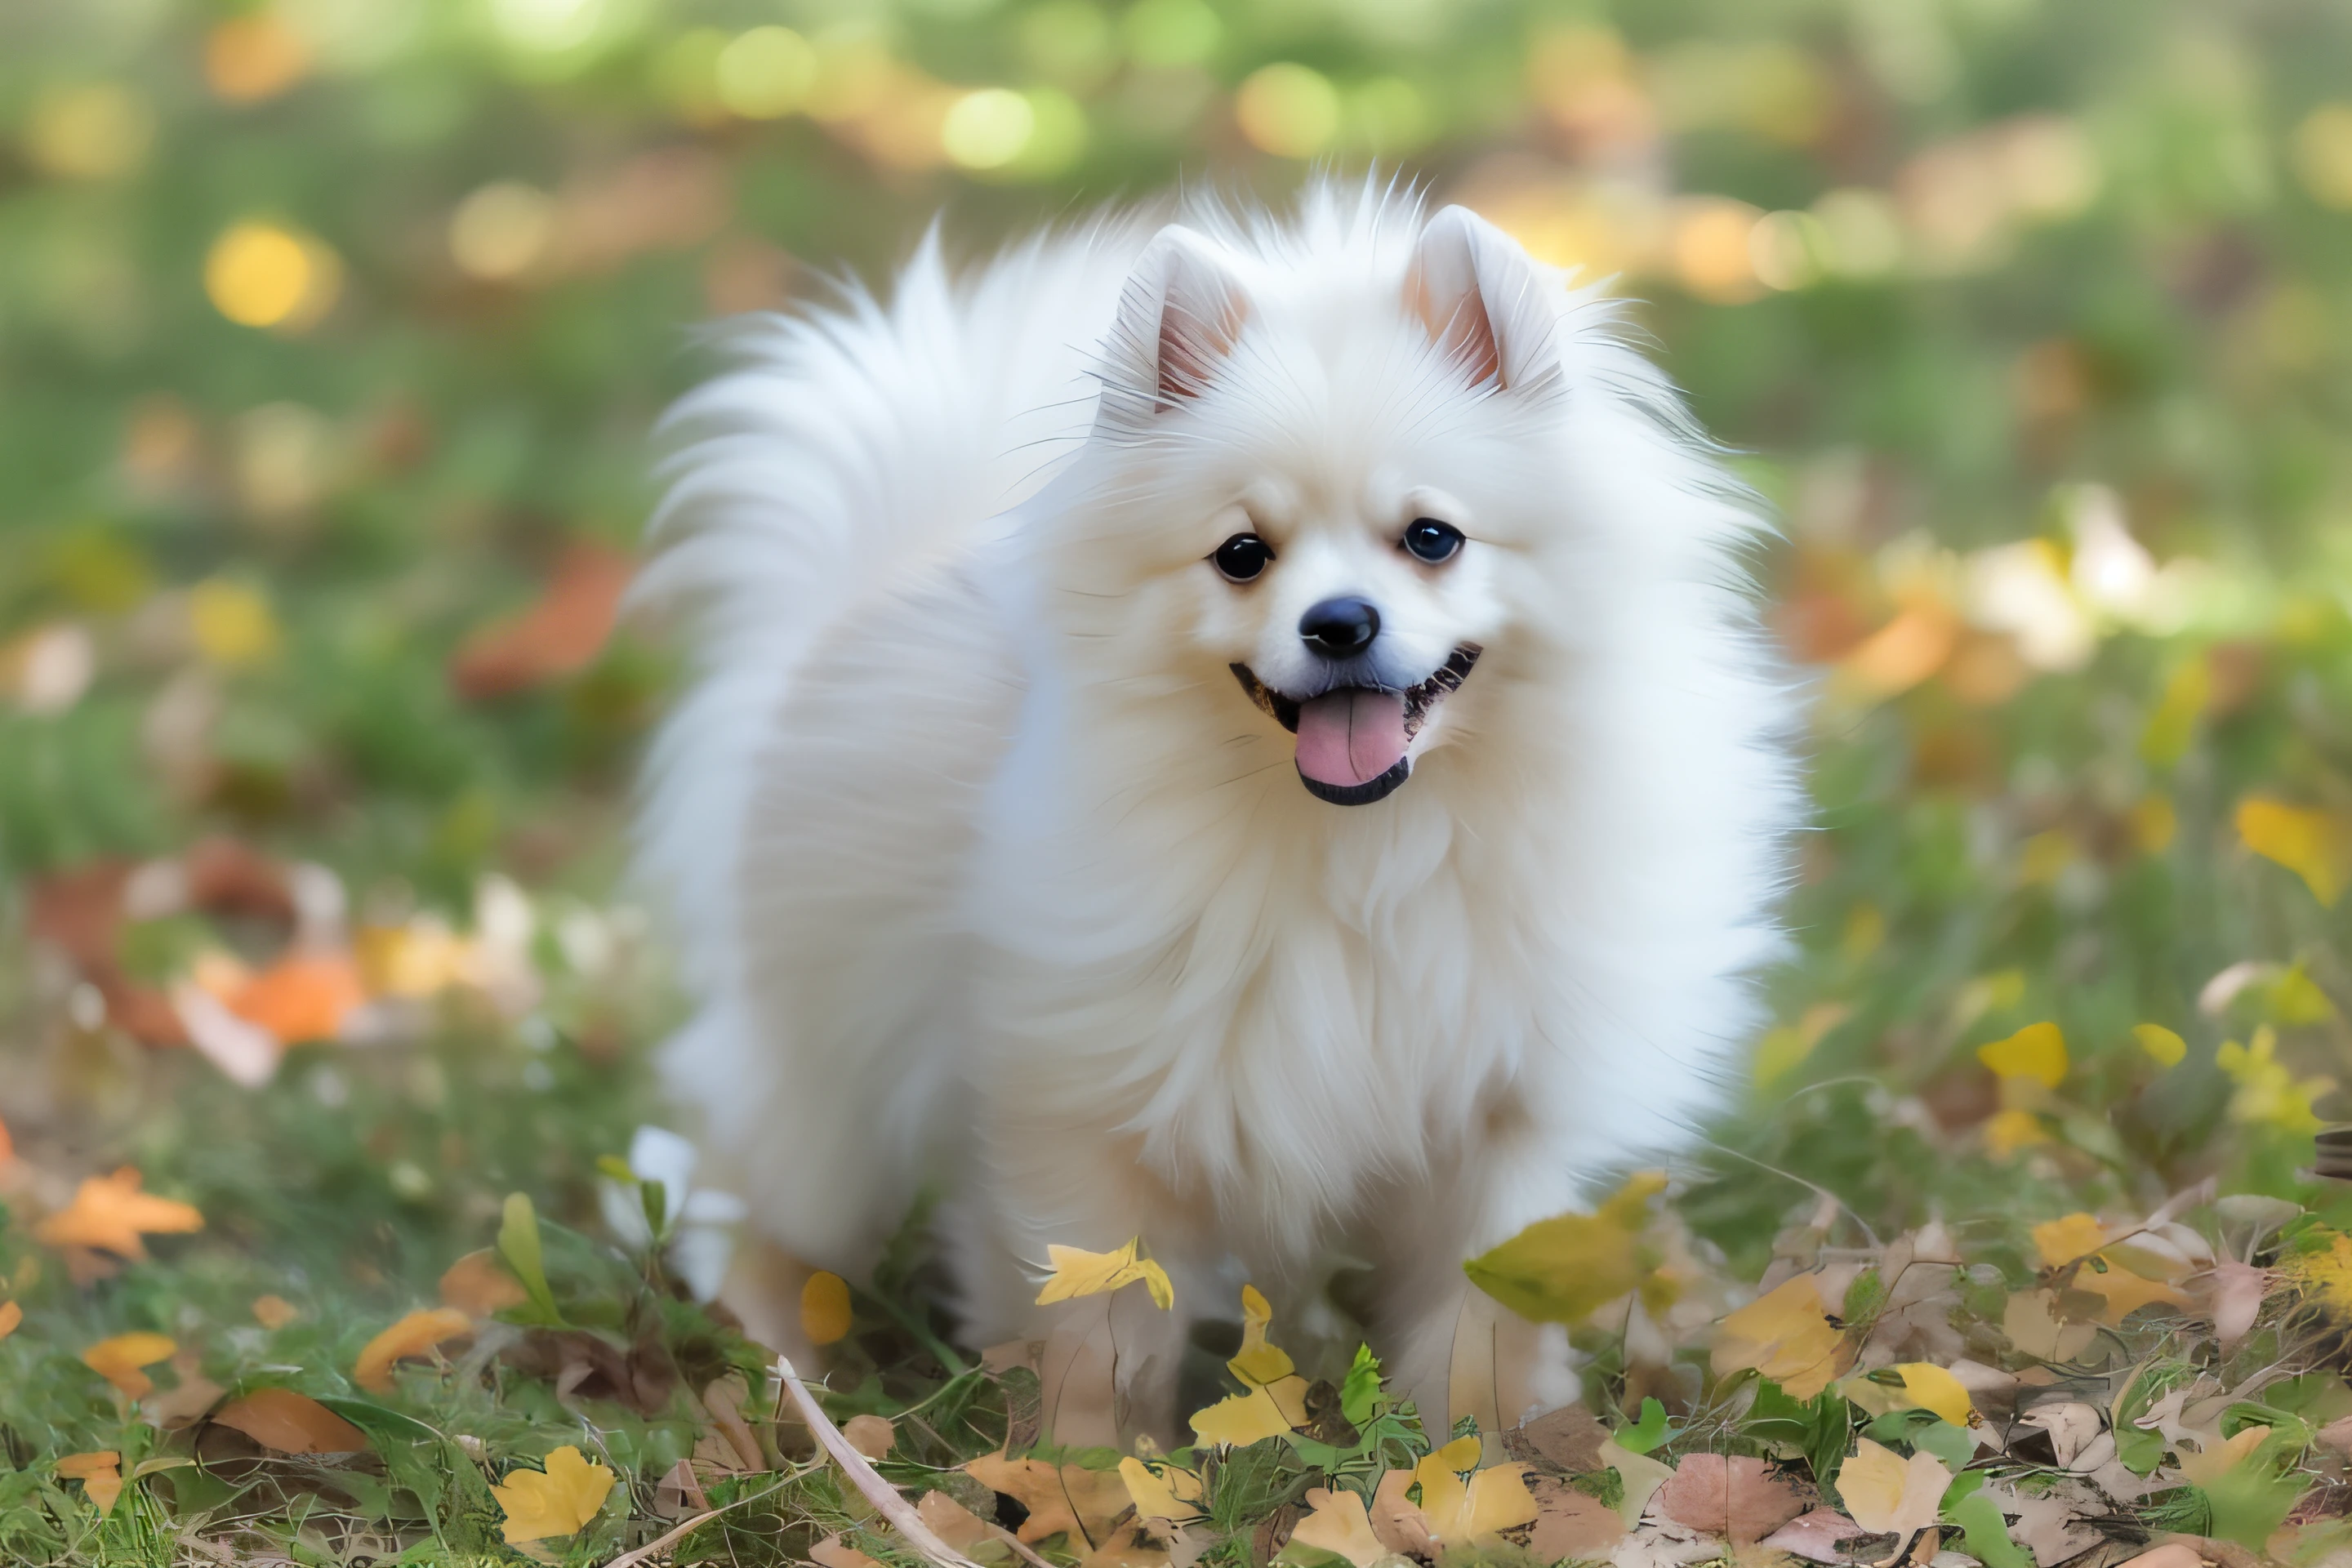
[1054,200,1570,808]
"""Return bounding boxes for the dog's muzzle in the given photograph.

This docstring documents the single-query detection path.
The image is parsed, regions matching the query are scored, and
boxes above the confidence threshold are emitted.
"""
[1231,645,1481,806]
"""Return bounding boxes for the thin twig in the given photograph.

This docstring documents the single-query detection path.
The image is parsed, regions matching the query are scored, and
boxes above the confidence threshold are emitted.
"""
[775,1355,991,1568]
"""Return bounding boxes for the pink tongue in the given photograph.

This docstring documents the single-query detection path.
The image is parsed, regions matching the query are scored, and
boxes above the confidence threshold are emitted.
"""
[1294,688,1410,788]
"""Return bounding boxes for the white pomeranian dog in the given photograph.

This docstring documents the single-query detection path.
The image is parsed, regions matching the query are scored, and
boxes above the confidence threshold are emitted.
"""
[633,181,1797,1430]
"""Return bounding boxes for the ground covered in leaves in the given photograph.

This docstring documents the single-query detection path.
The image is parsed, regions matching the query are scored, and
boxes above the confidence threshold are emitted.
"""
[14,0,2352,1563]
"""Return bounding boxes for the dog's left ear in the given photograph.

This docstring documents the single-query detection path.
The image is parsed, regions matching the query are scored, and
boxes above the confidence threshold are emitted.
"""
[1408,206,1559,394]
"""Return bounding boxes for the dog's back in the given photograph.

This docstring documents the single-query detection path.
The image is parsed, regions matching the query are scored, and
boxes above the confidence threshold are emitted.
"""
[631,224,1146,1270]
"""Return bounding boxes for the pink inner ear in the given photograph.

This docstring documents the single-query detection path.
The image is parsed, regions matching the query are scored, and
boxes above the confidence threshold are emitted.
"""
[1156,262,1249,408]
[1414,275,1503,389]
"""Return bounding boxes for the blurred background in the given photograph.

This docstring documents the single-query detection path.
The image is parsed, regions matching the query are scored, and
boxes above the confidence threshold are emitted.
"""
[7,0,2352,1550]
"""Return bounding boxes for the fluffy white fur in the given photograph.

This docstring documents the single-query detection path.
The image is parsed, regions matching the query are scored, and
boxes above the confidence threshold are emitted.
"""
[632,182,1799,1426]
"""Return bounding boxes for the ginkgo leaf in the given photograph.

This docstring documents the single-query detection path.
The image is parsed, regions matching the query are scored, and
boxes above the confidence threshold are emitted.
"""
[1034,1237,1174,1310]
[354,1307,472,1392]
[1713,1275,1848,1399]
[251,1294,298,1330]
[2072,1263,2190,1325]
[492,1444,617,1544]
[1834,1437,1949,1538]
[1191,1383,1305,1446]
[2032,1214,2108,1268]
[1231,1283,1294,1383]
[1119,1454,1209,1526]
[34,1168,203,1259]
[1285,1486,1386,1567]
[802,1269,853,1345]
[82,1331,177,1400]
[964,1450,1132,1547]
[1410,1435,1541,1543]
[2002,1288,2098,1361]
[57,1451,122,1514]
[1463,1172,1668,1325]
[0,1300,19,1340]
[2134,1023,2186,1067]
[1892,1362,1975,1427]
[2237,798,2352,906]
[1978,1022,2068,1087]
[214,1388,368,1454]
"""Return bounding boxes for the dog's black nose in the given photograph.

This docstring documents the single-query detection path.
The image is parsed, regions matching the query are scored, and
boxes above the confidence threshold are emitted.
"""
[1298,596,1380,658]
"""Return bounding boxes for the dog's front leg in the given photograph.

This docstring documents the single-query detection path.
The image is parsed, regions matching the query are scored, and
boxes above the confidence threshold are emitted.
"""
[1366,1141,1586,1437]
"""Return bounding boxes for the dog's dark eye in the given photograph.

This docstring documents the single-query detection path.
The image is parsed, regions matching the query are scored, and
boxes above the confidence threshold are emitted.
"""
[1402,519,1464,564]
[1212,532,1274,582]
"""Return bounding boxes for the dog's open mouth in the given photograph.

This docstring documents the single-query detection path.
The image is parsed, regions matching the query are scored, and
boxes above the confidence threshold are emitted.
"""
[1229,646,1481,806]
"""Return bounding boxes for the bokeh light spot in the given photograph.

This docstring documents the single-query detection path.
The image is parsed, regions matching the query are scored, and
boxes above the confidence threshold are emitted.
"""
[205,12,313,103]
[24,84,155,180]
[449,182,557,281]
[2294,103,2352,209]
[716,26,817,120]
[205,221,341,331]
[490,0,604,54]
[1236,64,1339,158]
[942,87,1036,169]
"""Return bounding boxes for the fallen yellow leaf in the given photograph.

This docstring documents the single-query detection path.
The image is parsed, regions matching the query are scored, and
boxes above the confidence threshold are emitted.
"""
[1835,1437,1948,1538]
[2032,1213,2107,1268]
[56,1451,122,1514]
[1412,1435,1540,1543]
[1984,1108,2050,1155]
[82,1332,177,1401]
[492,1443,617,1544]
[354,1306,473,1392]
[802,1269,853,1345]
[1191,1285,1312,1446]
[1120,1454,1208,1526]
[2134,1023,2186,1067]
[1034,1237,1174,1311]
[1286,1486,1386,1567]
[1712,1275,1848,1399]
[251,1294,298,1330]
[1191,1383,1303,1447]
[1892,1362,1974,1427]
[2238,797,2352,906]
[964,1450,1133,1547]
[2072,1262,2189,1325]
[189,578,279,664]
[1978,1021,2068,1087]
[34,1168,203,1260]
[0,1300,19,1340]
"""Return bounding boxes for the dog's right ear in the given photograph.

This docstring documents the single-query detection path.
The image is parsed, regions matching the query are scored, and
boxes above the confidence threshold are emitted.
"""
[1102,225,1251,418]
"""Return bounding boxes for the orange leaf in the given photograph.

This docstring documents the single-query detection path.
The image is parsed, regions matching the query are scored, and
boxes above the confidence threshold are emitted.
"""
[354,1307,473,1392]
[0,1113,13,1163]
[82,1332,177,1400]
[440,1249,530,1319]
[34,1168,204,1260]
[449,544,631,700]
[56,1451,122,1513]
[226,951,365,1042]
[0,1301,19,1340]
[252,1294,298,1330]
[215,1388,368,1454]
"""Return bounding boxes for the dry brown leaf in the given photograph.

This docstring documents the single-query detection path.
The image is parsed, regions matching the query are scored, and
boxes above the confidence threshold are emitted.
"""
[844,1414,895,1459]
[82,1331,177,1400]
[142,1354,224,1428]
[918,1490,1022,1554]
[2198,1261,2270,1350]
[1655,1453,1809,1542]
[1760,1508,1869,1563]
[1506,1401,1610,1472]
[964,1450,1133,1548]
[36,1168,204,1260]
[702,1375,766,1472]
[251,1294,298,1330]
[2113,1546,2207,1568]
[354,1307,473,1392]
[1980,1481,2101,1567]
[439,1249,530,1318]
[1078,1520,1171,1568]
[2002,1288,2097,1361]
[450,543,631,700]
[810,1534,887,1568]
[2017,1402,2105,1468]
[1526,1475,1628,1560]
[214,1388,368,1454]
